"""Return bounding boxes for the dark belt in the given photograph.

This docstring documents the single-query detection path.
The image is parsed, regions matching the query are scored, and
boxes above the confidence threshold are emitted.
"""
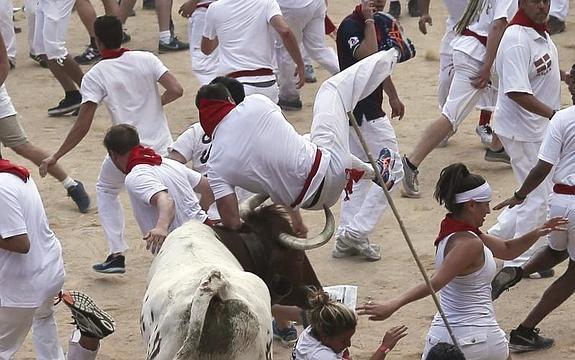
[227,68,274,78]
[291,149,322,208]
[553,184,575,195]
[462,29,487,47]
[196,3,210,9]
[241,79,277,88]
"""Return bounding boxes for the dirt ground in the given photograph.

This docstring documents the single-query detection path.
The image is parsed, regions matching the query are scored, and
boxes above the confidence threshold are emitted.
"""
[6,0,575,358]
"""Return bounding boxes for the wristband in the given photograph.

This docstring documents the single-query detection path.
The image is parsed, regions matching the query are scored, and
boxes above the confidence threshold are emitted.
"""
[513,190,526,201]
[365,18,375,24]
[378,345,390,354]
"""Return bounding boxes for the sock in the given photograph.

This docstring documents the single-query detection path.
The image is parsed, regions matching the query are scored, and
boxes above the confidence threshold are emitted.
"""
[479,110,492,126]
[159,30,171,44]
[89,36,97,49]
[404,156,417,171]
[62,176,78,189]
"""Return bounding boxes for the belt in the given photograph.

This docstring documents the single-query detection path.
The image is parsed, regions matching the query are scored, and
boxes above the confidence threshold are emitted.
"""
[227,68,274,78]
[196,3,210,9]
[241,79,276,88]
[291,149,322,208]
[553,184,575,195]
[462,29,487,47]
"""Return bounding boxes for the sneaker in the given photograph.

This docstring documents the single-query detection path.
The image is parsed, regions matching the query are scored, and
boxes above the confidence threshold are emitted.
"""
[278,98,303,111]
[373,148,395,190]
[509,327,554,352]
[272,319,297,347]
[523,268,555,279]
[158,36,189,53]
[93,254,126,274]
[74,47,101,65]
[400,155,421,198]
[547,15,565,35]
[67,181,90,213]
[475,124,493,146]
[48,95,82,117]
[332,235,360,258]
[143,0,155,9]
[304,64,317,83]
[358,243,381,261]
[484,148,510,164]
[408,0,421,17]
[388,1,401,18]
[122,31,131,44]
[491,266,523,300]
[29,53,48,68]
[61,290,116,339]
[333,234,381,261]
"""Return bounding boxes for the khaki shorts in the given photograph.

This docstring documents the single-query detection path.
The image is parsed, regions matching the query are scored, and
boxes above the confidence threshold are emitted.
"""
[0,114,28,149]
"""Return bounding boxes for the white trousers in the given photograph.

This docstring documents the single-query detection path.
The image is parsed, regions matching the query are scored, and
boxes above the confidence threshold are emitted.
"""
[548,193,575,259]
[186,7,218,85]
[34,0,74,60]
[489,136,550,266]
[96,155,128,255]
[550,0,569,20]
[0,0,16,61]
[25,0,39,55]
[337,116,400,243]
[422,325,509,360]
[242,81,280,104]
[276,0,339,101]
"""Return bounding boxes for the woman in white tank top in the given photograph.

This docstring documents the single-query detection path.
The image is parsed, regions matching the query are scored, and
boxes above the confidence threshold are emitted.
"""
[357,163,567,360]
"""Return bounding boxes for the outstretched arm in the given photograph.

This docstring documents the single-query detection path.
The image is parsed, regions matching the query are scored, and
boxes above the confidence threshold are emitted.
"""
[216,193,242,230]
[382,77,404,120]
[144,191,176,254]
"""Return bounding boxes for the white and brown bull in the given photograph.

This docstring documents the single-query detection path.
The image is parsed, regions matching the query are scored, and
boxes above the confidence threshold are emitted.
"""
[141,198,334,360]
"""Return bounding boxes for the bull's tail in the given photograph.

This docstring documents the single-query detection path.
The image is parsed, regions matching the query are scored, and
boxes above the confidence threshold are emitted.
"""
[175,269,227,359]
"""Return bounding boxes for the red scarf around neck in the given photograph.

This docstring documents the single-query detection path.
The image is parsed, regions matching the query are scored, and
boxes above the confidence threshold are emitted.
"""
[508,8,548,34]
[100,47,130,60]
[435,214,482,246]
[126,145,162,173]
[198,99,236,137]
[0,159,30,182]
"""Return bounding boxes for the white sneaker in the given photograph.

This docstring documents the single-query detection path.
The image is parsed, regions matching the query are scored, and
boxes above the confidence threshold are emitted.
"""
[400,156,421,198]
[475,124,493,147]
[332,234,381,261]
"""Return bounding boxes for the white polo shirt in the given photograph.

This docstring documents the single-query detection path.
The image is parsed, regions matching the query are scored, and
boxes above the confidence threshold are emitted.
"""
[81,51,173,155]
[0,84,16,120]
[493,26,560,142]
[125,158,208,235]
[208,95,327,206]
[170,123,211,175]
[0,175,65,308]
[203,0,281,80]
[538,107,575,186]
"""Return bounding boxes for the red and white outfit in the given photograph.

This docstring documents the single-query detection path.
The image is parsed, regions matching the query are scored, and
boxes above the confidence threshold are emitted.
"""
[33,0,75,61]
[490,19,560,266]
[187,0,218,85]
[203,0,282,103]
[80,51,173,255]
[0,0,16,63]
[292,326,350,359]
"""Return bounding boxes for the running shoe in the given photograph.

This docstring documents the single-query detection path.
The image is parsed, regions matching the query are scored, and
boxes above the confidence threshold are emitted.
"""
[491,266,522,300]
[93,254,126,274]
[400,155,421,198]
[61,290,116,339]
[475,124,493,147]
[278,98,302,111]
[159,36,189,53]
[74,47,101,65]
[272,320,297,347]
[67,180,91,213]
[304,64,317,83]
[484,148,510,164]
[509,327,554,352]
[48,95,82,117]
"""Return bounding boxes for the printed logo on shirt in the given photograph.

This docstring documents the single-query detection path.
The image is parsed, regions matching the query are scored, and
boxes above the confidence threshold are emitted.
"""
[534,53,552,76]
[348,36,360,49]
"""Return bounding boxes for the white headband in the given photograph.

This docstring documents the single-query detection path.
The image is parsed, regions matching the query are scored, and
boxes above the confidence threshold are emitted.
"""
[454,182,492,204]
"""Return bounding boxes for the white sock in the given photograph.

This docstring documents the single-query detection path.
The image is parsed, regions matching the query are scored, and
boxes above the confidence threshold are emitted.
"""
[159,30,171,44]
[62,176,78,189]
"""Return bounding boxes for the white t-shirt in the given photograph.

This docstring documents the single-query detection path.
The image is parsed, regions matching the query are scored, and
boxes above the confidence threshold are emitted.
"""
[451,0,517,62]
[538,107,575,186]
[0,84,17,119]
[493,26,560,142]
[125,158,208,235]
[443,0,469,34]
[81,51,173,155]
[0,175,65,308]
[170,123,212,175]
[277,0,314,9]
[208,95,325,206]
[203,0,281,78]
[292,326,347,360]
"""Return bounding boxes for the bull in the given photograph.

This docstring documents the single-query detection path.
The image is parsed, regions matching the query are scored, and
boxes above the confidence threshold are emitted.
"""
[141,196,334,360]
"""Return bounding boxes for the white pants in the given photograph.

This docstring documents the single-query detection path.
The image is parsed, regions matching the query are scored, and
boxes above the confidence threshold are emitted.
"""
[422,325,509,360]
[336,116,401,243]
[547,192,575,260]
[276,0,339,101]
[34,0,74,60]
[25,0,40,55]
[550,0,569,21]
[0,0,16,62]
[242,80,280,104]
[96,155,128,254]
[187,7,218,85]
[489,136,550,266]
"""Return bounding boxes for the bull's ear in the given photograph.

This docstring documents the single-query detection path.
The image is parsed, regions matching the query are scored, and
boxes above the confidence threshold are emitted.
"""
[269,274,293,303]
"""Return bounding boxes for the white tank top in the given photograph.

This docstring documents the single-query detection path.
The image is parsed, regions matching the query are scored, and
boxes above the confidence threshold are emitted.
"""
[431,232,498,327]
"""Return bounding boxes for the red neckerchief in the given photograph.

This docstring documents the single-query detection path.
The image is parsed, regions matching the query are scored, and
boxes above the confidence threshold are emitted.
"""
[198,98,236,137]
[435,214,482,246]
[508,8,548,35]
[100,47,130,60]
[350,4,382,45]
[342,348,351,359]
[126,145,162,173]
[0,159,30,182]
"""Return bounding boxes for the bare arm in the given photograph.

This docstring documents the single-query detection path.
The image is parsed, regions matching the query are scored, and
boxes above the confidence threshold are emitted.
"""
[216,193,242,230]
[168,149,188,164]
[0,234,31,254]
[287,208,308,238]
[201,36,219,55]
[158,72,184,106]
[494,160,553,210]
[472,18,508,89]
[178,0,200,17]
[144,191,175,254]
[353,2,378,60]
[418,0,433,34]
[193,176,215,211]
[382,77,405,120]
[0,32,8,85]
[508,92,555,119]
[270,15,305,88]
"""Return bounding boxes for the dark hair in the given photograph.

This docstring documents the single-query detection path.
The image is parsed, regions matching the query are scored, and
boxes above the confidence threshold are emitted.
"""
[195,83,233,109]
[210,76,245,104]
[94,16,123,49]
[308,290,357,340]
[103,124,140,155]
[569,63,575,105]
[434,163,486,214]
[426,342,466,360]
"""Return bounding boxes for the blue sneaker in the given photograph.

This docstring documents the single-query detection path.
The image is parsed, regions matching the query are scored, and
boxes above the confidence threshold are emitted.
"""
[373,148,395,190]
[92,254,126,274]
[272,319,297,347]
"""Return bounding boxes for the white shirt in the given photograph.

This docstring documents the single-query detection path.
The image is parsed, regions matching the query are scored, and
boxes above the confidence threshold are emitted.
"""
[277,0,314,9]
[493,26,560,142]
[538,107,575,186]
[203,0,281,79]
[443,0,469,34]
[170,123,212,175]
[0,175,65,308]
[451,0,517,62]
[81,51,173,155]
[0,84,17,119]
[125,158,208,235]
[208,95,325,206]
[292,326,346,360]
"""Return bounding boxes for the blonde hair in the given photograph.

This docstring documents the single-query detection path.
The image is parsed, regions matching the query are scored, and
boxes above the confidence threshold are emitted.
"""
[308,290,357,338]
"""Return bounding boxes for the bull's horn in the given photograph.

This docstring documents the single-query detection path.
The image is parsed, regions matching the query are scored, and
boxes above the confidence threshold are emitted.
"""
[239,193,270,220]
[278,206,335,250]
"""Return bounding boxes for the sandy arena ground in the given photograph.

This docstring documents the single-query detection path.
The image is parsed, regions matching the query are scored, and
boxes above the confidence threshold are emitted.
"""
[6,0,575,358]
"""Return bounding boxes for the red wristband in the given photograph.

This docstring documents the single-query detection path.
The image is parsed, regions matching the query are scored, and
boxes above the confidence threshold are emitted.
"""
[378,345,390,354]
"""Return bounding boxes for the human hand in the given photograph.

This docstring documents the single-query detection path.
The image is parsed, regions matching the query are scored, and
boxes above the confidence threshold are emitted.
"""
[493,195,524,210]
[388,97,405,120]
[471,66,491,89]
[418,14,433,34]
[144,227,169,254]
[39,155,57,178]
[356,300,398,321]
[178,1,196,18]
[295,64,305,89]
[536,217,568,237]
[381,325,408,351]
[361,0,375,20]
[292,219,308,238]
